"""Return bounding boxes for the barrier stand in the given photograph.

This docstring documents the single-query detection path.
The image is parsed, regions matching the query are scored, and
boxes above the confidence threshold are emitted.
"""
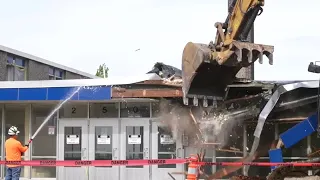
[187,154,199,180]
[186,149,209,180]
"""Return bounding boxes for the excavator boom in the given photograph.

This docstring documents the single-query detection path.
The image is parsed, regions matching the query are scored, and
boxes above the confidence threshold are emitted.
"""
[182,0,274,106]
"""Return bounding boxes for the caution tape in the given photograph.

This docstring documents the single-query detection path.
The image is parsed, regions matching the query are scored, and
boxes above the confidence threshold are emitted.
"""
[194,162,320,167]
[2,159,320,167]
[0,159,187,167]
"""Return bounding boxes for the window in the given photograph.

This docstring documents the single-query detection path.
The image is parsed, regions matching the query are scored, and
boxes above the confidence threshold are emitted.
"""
[49,67,64,80]
[120,102,150,118]
[6,55,27,81]
[59,103,88,118]
[31,105,57,178]
[89,103,119,118]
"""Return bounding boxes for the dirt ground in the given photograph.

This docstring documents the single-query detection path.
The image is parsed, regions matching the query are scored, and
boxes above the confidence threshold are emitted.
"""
[284,177,320,180]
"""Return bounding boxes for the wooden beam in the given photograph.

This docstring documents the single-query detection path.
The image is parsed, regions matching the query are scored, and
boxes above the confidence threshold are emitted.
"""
[136,80,182,87]
[112,88,183,98]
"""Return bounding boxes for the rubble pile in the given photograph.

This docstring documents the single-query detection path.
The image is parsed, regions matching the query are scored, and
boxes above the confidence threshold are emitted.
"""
[147,62,183,86]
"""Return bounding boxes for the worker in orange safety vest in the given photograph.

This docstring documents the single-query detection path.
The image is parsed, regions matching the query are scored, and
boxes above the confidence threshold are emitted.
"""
[5,126,29,180]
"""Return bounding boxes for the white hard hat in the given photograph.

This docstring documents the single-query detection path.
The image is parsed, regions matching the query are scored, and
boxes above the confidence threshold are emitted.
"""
[8,126,20,135]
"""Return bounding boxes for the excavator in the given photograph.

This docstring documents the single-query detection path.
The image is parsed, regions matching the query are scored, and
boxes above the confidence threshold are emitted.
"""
[179,0,320,179]
[180,0,275,178]
[181,0,274,106]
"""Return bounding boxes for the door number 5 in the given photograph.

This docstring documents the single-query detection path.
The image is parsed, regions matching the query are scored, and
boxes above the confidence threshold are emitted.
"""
[102,107,107,113]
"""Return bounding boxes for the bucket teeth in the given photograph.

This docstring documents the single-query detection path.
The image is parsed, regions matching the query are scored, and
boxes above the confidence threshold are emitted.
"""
[258,52,263,64]
[267,52,273,65]
[183,97,189,106]
[203,97,208,107]
[235,48,242,62]
[230,41,274,66]
[193,97,199,106]
[247,49,253,63]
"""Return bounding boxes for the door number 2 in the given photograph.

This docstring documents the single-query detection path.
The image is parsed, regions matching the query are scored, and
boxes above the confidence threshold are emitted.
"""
[72,107,76,114]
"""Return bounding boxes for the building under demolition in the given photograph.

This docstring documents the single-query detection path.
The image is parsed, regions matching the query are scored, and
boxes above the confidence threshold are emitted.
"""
[0,61,318,180]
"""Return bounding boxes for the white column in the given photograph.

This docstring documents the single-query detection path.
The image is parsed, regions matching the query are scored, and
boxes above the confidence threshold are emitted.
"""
[212,148,217,173]
[242,124,248,176]
[1,105,5,179]
[307,135,312,175]
[24,104,32,178]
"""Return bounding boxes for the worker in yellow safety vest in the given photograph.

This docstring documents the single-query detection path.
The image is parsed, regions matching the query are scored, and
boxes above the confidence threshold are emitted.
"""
[5,126,29,180]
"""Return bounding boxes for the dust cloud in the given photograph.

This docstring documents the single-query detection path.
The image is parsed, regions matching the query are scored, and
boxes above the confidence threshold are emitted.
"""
[156,99,258,148]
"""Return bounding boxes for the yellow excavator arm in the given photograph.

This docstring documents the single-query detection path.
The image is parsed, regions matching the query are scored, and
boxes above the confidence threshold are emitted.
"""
[181,0,274,106]
[223,0,264,46]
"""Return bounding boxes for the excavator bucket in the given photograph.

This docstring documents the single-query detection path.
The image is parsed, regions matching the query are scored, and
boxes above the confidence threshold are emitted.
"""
[182,41,274,106]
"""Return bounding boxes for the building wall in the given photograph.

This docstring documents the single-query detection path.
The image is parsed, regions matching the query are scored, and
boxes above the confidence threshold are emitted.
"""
[0,101,316,179]
[65,71,83,80]
[27,60,50,80]
[0,51,7,81]
[28,61,88,80]
[0,50,93,81]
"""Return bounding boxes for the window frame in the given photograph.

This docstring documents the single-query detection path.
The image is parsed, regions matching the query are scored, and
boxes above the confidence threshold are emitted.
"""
[49,67,64,80]
[6,55,27,81]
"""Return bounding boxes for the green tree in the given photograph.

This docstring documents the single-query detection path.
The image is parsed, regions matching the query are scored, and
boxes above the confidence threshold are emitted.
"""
[95,63,109,78]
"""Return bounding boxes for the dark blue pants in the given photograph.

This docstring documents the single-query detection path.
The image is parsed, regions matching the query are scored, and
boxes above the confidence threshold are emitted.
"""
[5,167,21,180]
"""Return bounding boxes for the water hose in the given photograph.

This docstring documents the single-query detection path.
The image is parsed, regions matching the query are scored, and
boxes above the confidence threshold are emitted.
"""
[27,87,81,145]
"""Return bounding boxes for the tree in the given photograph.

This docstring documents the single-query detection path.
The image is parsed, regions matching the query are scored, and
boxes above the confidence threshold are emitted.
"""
[95,63,109,78]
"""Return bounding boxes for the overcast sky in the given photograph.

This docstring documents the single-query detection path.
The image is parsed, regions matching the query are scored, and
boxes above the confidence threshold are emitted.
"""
[0,0,319,80]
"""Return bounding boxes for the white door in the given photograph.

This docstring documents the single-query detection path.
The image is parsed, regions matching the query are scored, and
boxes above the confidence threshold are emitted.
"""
[88,119,120,180]
[120,119,150,180]
[58,119,89,180]
[151,121,185,180]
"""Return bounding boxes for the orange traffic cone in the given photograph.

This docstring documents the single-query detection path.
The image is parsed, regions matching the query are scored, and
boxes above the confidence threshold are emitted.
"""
[187,155,199,180]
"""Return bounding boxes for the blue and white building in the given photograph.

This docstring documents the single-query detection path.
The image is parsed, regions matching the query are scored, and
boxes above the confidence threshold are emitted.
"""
[0,76,318,180]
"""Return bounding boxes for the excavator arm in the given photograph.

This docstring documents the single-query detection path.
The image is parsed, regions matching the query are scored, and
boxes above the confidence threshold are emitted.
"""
[221,0,264,46]
[182,0,274,106]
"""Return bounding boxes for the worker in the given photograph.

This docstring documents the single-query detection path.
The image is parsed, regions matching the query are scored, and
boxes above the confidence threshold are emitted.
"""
[5,126,29,180]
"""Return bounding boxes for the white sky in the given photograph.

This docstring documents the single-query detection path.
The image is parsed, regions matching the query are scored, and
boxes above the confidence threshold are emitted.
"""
[0,0,319,80]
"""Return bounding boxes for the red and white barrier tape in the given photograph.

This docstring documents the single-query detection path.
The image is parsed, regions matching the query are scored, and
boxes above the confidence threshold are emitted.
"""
[0,159,187,167]
[195,162,320,167]
[1,159,320,167]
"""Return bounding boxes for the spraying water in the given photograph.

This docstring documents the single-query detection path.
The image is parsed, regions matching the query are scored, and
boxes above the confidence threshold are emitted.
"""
[28,86,82,144]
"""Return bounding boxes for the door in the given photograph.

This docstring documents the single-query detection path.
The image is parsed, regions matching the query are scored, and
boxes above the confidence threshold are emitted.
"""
[58,119,89,180]
[151,121,185,180]
[120,119,150,180]
[88,119,120,180]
